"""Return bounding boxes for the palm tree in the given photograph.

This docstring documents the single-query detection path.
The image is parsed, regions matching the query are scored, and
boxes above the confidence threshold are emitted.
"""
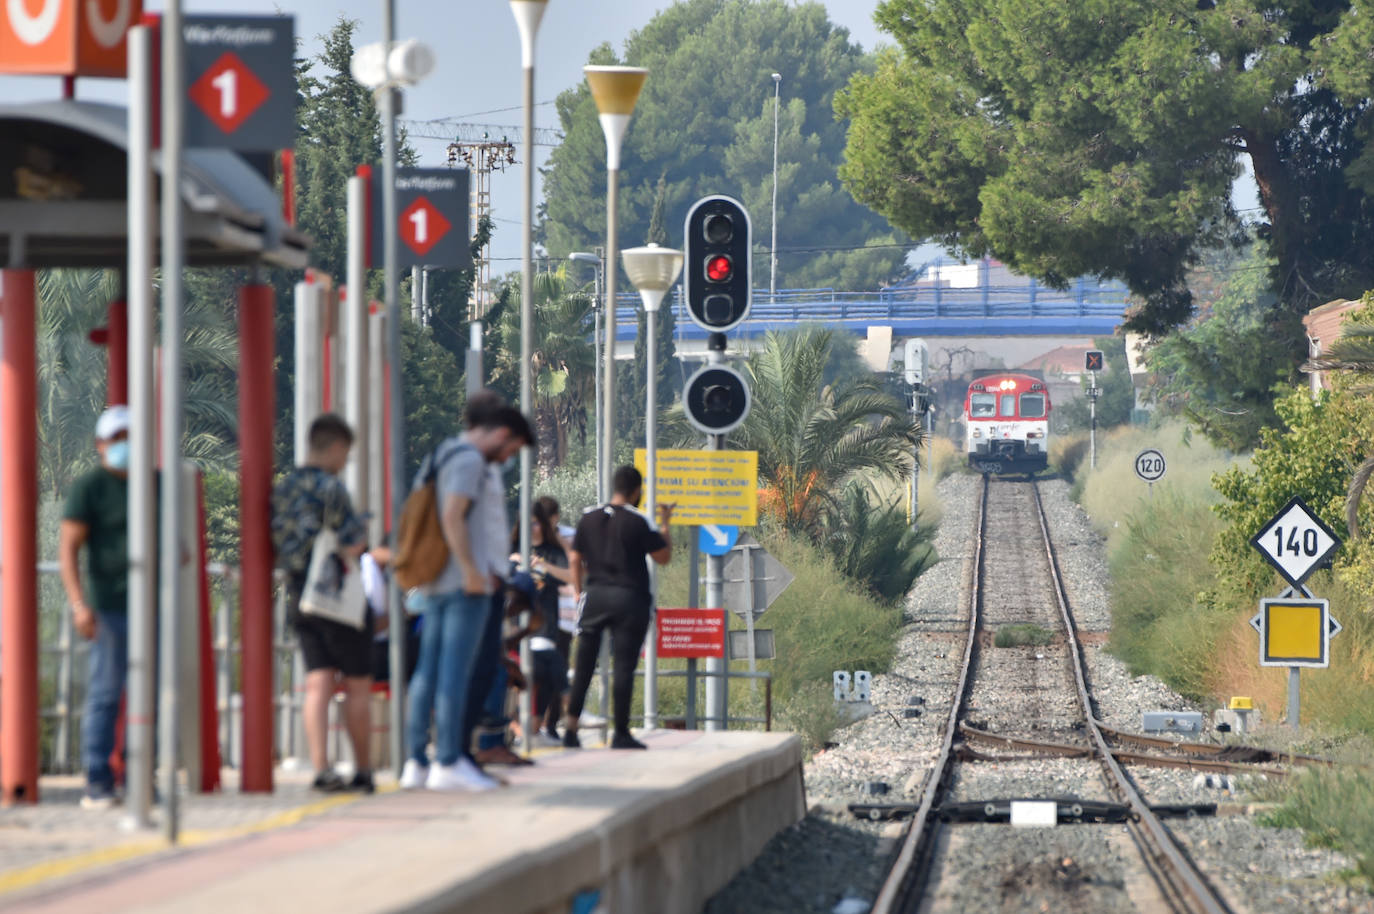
[37,268,241,501]
[493,267,596,474]
[668,327,921,539]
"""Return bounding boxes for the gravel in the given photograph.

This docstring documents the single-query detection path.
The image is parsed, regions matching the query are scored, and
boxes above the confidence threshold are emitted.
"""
[704,473,1374,914]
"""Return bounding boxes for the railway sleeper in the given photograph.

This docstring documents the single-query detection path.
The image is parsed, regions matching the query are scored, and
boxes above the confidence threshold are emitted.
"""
[848,800,1218,824]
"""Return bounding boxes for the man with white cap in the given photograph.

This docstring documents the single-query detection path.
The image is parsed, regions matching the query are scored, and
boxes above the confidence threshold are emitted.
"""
[58,405,135,809]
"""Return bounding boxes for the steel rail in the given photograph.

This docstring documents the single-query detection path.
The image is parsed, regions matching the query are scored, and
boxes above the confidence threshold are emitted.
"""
[1030,481,1232,914]
[1097,722,1336,767]
[868,475,990,914]
[959,724,1290,777]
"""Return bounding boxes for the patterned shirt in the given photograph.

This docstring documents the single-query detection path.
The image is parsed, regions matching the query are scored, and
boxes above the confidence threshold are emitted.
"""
[270,466,366,576]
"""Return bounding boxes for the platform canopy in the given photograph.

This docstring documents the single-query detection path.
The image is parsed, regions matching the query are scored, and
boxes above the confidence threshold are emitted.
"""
[0,100,307,269]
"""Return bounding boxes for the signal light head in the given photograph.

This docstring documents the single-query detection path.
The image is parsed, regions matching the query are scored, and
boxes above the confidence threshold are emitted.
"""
[703,213,734,244]
[706,254,733,282]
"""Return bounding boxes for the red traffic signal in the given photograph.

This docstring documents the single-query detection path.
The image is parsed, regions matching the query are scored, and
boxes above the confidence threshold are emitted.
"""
[706,254,733,282]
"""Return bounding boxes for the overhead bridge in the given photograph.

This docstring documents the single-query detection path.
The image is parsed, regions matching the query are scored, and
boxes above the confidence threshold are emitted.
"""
[613,278,1129,342]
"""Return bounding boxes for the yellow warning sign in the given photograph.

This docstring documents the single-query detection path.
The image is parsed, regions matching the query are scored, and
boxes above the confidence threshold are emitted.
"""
[634,448,758,526]
[1258,598,1330,668]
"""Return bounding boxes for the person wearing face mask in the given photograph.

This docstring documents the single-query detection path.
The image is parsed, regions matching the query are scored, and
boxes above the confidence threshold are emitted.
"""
[59,406,137,808]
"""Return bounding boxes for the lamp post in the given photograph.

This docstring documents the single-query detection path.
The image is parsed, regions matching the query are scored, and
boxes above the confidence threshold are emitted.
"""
[352,17,435,780]
[622,243,683,731]
[569,250,604,504]
[510,0,548,759]
[584,65,648,498]
[770,72,781,302]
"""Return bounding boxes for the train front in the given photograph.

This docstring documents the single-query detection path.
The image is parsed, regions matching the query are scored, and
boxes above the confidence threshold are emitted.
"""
[964,374,1051,474]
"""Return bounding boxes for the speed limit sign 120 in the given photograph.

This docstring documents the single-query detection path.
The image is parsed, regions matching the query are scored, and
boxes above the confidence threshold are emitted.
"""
[1134,448,1166,483]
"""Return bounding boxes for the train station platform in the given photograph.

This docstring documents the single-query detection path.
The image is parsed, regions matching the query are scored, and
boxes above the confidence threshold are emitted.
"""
[0,729,804,914]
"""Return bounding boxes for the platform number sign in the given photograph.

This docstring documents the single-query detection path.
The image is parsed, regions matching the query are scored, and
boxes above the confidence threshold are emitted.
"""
[1249,496,1342,589]
[370,169,472,270]
[1134,448,1166,483]
[183,17,295,151]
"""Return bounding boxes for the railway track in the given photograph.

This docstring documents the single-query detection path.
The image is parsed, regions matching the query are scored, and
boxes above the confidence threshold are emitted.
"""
[870,476,1233,914]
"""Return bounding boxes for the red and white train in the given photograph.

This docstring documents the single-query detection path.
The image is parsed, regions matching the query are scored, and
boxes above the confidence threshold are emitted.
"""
[963,373,1051,474]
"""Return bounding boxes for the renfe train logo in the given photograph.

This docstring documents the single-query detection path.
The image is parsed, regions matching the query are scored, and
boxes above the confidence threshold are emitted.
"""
[0,0,142,77]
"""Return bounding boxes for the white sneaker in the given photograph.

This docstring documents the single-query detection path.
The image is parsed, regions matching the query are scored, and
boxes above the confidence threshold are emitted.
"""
[426,758,499,792]
[531,731,562,748]
[399,759,429,790]
[579,710,608,727]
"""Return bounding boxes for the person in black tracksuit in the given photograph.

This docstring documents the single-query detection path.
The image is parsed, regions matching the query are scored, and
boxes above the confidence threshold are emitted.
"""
[563,466,674,750]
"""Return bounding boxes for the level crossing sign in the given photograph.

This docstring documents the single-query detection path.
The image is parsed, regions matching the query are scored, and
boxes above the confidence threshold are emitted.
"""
[183,17,295,151]
[1249,496,1342,589]
[370,168,472,270]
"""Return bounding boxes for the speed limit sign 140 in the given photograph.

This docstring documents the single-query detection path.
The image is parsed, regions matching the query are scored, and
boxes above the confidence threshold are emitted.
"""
[1249,496,1342,589]
[1134,448,1166,483]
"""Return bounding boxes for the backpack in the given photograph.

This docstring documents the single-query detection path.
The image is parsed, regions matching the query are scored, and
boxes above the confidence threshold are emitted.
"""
[393,442,471,591]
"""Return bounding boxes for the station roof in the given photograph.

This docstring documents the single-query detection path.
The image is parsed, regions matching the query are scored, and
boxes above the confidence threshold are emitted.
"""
[0,100,308,269]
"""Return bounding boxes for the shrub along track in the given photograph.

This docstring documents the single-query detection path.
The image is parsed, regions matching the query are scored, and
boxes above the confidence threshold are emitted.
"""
[871,476,1232,914]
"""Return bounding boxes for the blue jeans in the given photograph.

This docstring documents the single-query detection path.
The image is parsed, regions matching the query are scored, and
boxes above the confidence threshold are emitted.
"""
[472,592,507,753]
[406,590,492,767]
[83,609,128,793]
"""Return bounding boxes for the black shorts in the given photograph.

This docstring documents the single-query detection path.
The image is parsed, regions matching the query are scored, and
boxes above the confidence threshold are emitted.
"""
[295,613,374,678]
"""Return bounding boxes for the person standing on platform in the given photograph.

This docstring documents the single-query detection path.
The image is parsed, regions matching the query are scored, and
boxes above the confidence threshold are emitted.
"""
[271,414,374,793]
[59,406,135,808]
[523,496,573,744]
[400,399,532,791]
[563,466,674,751]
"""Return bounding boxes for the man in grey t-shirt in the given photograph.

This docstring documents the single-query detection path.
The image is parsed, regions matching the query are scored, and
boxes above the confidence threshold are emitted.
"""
[402,397,534,792]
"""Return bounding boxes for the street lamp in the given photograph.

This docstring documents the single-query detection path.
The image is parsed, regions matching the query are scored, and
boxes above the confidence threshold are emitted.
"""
[351,13,435,781]
[510,0,549,759]
[569,250,604,504]
[622,243,684,731]
[770,72,781,302]
[584,65,648,498]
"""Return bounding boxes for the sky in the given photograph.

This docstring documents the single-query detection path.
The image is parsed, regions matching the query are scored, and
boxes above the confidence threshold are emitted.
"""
[1,0,890,270]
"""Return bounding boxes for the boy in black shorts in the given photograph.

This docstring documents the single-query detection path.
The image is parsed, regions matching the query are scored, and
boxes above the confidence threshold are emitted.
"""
[271,414,374,792]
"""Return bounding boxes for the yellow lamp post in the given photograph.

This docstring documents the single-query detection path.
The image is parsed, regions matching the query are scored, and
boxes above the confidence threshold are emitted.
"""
[584,65,647,498]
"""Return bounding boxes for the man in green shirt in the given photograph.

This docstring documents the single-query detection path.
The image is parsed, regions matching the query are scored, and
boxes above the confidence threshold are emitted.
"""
[59,406,133,809]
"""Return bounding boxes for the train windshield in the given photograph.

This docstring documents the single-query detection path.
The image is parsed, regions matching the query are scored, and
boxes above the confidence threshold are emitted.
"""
[1000,394,1016,416]
[970,393,996,417]
[1019,393,1046,418]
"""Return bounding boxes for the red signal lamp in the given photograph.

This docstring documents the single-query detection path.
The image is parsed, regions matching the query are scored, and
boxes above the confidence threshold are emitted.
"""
[706,254,732,282]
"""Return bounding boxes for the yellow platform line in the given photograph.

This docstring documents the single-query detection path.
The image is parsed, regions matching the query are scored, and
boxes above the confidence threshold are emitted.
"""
[0,785,395,898]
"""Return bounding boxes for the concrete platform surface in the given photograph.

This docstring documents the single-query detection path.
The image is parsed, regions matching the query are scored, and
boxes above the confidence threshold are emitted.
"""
[1,729,805,914]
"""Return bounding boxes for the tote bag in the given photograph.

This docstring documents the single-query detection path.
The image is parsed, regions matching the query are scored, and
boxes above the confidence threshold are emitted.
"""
[299,527,367,629]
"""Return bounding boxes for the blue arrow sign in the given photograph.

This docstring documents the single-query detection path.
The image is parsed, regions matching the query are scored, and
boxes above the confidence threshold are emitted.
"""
[699,524,739,556]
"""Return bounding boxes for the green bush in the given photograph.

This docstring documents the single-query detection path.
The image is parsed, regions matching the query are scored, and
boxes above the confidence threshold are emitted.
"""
[636,529,904,752]
[825,483,937,605]
[1260,758,1374,885]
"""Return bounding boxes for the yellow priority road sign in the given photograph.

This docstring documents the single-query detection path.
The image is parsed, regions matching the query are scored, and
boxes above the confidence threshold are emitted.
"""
[1250,597,1341,668]
[634,448,758,526]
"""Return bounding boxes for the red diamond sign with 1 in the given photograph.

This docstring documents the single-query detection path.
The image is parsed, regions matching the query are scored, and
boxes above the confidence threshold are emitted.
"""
[187,52,270,135]
[400,197,452,258]
[183,16,295,152]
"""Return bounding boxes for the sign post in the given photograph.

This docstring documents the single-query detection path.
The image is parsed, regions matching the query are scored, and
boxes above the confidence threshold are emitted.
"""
[1084,350,1104,470]
[1249,497,1343,730]
[722,534,794,683]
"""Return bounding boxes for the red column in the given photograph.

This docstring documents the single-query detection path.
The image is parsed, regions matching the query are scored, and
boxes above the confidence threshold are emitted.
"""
[238,283,275,792]
[1,269,39,804]
[107,299,128,406]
